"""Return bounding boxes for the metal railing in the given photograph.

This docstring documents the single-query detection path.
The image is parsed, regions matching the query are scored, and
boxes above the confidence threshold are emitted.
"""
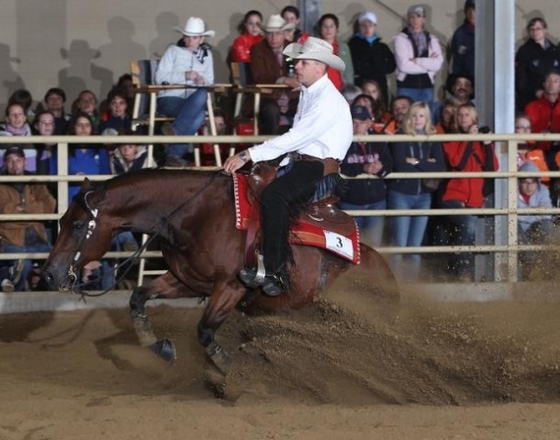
[0,131,558,290]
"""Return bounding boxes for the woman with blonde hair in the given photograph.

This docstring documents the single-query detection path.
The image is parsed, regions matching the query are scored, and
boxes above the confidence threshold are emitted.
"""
[387,101,445,281]
[440,102,499,281]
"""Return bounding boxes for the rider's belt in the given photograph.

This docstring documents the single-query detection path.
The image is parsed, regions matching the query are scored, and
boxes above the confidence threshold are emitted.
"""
[297,154,340,176]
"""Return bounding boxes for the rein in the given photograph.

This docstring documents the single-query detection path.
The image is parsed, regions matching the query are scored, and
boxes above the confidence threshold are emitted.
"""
[68,171,223,300]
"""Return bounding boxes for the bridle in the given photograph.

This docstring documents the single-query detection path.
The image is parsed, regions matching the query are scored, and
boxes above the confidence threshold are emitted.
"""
[64,172,222,300]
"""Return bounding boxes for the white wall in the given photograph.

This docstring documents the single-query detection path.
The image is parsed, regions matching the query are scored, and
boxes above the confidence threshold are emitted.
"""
[0,1,557,112]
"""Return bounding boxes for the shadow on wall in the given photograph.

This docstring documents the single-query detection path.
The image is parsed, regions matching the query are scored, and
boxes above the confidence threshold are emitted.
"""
[58,40,113,104]
[0,43,25,96]
[149,11,181,60]
[97,16,147,96]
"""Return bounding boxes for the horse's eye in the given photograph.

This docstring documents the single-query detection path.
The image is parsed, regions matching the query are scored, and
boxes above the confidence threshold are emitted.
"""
[73,220,84,231]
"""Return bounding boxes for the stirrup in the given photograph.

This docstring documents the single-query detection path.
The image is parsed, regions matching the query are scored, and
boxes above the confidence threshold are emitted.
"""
[238,254,266,288]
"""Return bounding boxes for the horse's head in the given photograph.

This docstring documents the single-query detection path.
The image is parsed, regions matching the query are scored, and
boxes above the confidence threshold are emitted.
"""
[43,179,114,292]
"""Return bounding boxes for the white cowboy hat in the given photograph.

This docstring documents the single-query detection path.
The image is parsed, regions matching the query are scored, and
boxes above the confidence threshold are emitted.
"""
[283,37,346,71]
[175,17,215,38]
[258,14,295,33]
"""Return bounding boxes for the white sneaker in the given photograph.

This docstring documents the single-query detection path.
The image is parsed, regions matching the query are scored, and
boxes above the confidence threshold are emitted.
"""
[1,279,14,293]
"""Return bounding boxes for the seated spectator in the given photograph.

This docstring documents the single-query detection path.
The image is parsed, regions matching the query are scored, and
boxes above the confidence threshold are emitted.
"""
[434,98,457,133]
[110,133,149,174]
[155,17,215,162]
[383,95,413,134]
[43,87,71,135]
[33,110,57,176]
[440,102,499,281]
[361,79,391,120]
[433,73,474,123]
[387,101,445,281]
[116,73,135,116]
[450,0,476,79]
[8,89,35,123]
[281,5,309,44]
[348,11,395,108]
[392,5,443,105]
[315,13,354,90]
[0,103,36,172]
[515,113,550,185]
[249,14,299,135]
[340,105,393,247]
[515,17,560,112]
[73,90,100,130]
[99,87,132,134]
[524,70,560,152]
[231,10,264,63]
[517,161,553,280]
[0,146,55,291]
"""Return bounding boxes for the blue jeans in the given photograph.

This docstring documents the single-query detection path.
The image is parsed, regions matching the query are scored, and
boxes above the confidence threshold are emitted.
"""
[340,200,386,247]
[1,242,52,291]
[387,190,432,280]
[157,89,208,158]
[396,87,434,106]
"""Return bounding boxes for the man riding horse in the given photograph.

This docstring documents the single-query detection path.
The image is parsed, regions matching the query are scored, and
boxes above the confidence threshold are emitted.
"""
[224,37,352,296]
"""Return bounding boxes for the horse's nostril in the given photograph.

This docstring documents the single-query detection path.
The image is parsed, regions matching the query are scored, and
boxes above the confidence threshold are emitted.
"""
[43,271,54,286]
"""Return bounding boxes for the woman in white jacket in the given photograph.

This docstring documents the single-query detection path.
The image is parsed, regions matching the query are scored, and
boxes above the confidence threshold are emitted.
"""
[155,17,215,161]
[392,5,443,105]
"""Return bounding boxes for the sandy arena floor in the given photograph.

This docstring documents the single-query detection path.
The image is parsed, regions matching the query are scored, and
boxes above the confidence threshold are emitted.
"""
[1,281,560,440]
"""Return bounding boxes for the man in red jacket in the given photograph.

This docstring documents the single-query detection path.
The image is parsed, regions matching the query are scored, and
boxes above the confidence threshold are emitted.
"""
[525,70,560,151]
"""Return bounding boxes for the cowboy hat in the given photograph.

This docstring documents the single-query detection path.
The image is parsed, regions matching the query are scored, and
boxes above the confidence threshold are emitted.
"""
[283,37,346,71]
[175,17,215,38]
[258,14,295,33]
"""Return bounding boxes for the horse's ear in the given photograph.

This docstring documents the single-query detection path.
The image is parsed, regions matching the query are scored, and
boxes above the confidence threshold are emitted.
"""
[81,178,94,191]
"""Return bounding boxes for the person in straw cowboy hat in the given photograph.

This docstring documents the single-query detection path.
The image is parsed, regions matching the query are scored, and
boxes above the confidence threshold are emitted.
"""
[224,36,352,296]
[248,14,299,135]
[155,17,215,163]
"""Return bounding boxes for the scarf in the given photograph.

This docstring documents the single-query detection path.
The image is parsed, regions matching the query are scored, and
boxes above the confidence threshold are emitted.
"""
[4,123,29,136]
[406,26,428,56]
[355,32,379,45]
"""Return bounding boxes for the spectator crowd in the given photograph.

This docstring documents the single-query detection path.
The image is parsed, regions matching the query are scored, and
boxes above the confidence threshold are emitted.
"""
[0,1,557,290]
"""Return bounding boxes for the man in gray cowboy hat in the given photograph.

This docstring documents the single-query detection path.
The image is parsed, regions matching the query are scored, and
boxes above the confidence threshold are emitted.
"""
[224,37,352,296]
[248,14,300,135]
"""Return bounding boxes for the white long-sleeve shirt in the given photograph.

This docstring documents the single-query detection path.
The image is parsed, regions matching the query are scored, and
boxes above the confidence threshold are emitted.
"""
[155,44,214,99]
[248,74,352,162]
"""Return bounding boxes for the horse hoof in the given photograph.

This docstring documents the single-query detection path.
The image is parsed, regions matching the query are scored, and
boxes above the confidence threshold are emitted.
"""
[149,339,176,364]
[205,342,231,375]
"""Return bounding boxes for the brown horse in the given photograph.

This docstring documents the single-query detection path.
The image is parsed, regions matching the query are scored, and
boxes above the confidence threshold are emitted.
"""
[42,168,397,374]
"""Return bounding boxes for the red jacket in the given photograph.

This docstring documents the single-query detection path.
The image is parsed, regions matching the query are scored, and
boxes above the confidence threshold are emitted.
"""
[231,33,264,63]
[442,140,499,207]
[524,95,560,150]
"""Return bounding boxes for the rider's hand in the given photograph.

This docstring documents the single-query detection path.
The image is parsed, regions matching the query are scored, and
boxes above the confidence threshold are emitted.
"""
[223,151,251,174]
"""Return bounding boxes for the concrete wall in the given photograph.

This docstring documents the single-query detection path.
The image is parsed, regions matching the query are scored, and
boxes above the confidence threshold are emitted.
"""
[0,1,557,112]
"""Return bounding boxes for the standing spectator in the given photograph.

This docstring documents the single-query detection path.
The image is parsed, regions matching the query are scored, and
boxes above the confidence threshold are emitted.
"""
[392,5,443,105]
[0,146,55,291]
[281,5,309,44]
[231,10,264,63]
[315,13,354,90]
[440,103,499,281]
[360,79,392,129]
[156,17,215,162]
[432,73,474,124]
[515,18,560,112]
[340,105,393,247]
[348,11,396,108]
[43,87,71,135]
[387,101,445,281]
[450,0,476,79]
[524,70,560,152]
[517,161,553,280]
[249,14,299,135]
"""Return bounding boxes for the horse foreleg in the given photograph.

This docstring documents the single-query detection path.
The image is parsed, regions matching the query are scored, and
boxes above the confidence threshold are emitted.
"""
[129,273,194,364]
[197,279,246,375]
